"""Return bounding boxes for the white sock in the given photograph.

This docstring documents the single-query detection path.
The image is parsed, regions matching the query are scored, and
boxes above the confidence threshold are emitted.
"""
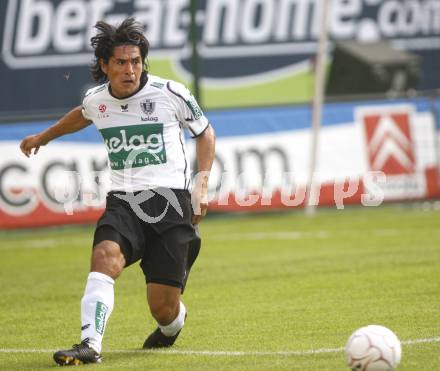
[158,301,186,337]
[80,272,115,354]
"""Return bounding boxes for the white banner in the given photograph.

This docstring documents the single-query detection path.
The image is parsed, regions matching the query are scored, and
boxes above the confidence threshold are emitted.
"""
[1,100,439,228]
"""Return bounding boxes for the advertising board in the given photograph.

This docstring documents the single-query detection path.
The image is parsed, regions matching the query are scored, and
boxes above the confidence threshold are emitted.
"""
[1,0,440,116]
[1,97,439,228]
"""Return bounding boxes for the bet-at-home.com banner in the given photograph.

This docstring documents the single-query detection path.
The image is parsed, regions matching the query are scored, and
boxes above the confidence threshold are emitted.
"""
[1,97,440,228]
[1,0,440,116]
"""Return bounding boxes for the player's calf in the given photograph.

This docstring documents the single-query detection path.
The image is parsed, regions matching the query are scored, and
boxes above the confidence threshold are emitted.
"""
[143,302,187,349]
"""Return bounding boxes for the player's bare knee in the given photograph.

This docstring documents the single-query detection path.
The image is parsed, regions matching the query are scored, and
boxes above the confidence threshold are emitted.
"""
[150,306,175,326]
[149,301,179,325]
[91,241,125,279]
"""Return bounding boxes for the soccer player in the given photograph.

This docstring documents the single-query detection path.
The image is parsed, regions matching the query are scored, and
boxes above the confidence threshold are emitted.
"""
[20,18,215,366]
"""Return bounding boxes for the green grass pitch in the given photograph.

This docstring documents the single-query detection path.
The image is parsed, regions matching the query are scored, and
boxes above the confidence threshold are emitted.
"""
[0,205,439,370]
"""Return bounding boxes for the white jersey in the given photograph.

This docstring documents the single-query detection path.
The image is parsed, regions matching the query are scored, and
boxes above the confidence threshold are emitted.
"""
[82,74,209,192]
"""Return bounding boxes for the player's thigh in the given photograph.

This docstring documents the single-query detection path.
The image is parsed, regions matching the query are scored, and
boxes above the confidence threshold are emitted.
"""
[92,226,131,278]
[140,225,192,289]
[94,193,147,267]
[142,190,200,284]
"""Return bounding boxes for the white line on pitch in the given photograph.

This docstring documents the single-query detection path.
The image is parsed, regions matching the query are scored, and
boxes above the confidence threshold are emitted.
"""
[401,337,440,345]
[210,231,329,240]
[0,238,90,250]
[208,228,409,241]
[1,337,439,356]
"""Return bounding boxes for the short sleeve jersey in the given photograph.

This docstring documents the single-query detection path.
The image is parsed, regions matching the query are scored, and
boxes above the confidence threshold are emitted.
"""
[82,74,209,192]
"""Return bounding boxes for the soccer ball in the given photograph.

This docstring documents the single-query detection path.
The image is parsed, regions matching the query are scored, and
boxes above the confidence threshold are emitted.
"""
[345,325,402,371]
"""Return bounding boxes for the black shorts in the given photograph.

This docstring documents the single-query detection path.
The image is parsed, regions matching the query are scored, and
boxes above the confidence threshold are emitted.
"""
[93,188,201,292]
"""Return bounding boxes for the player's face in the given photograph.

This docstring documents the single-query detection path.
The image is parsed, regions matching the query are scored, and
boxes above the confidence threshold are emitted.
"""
[101,45,143,98]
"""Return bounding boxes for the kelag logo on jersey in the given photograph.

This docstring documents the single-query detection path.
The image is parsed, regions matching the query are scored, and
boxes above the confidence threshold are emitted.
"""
[100,124,166,170]
[2,0,440,82]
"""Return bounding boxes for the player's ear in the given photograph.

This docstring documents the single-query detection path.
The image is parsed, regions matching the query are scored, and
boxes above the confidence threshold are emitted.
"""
[99,58,108,75]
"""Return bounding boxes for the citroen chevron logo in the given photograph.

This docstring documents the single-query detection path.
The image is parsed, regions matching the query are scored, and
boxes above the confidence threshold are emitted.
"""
[362,109,415,175]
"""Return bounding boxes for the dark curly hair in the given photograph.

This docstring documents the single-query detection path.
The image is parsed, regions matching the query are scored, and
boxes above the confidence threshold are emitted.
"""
[90,17,149,82]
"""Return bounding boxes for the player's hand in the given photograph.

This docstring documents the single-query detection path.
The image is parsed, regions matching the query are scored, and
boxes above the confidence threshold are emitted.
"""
[191,176,209,225]
[20,135,43,157]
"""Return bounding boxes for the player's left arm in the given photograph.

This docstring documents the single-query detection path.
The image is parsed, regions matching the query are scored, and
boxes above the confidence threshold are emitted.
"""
[192,124,216,225]
[165,80,216,224]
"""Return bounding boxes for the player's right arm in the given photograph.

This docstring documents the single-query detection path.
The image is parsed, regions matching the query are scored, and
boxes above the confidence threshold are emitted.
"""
[20,105,92,157]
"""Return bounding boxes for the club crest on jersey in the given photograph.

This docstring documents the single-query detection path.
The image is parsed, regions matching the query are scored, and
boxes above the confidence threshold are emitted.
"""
[140,99,155,115]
